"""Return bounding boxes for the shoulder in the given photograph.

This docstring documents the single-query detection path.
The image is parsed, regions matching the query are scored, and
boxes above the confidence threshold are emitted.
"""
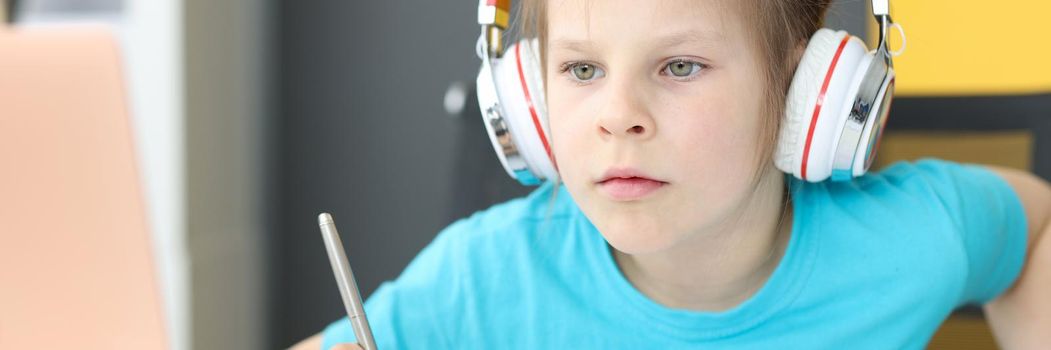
[798,158,1005,207]
[794,158,1030,304]
[795,158,1027,240]
[788,159,981,249]
[789,159,1016,273]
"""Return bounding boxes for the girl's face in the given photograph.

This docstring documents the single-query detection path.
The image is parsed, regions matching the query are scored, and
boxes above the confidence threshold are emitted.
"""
[546,0,772,254]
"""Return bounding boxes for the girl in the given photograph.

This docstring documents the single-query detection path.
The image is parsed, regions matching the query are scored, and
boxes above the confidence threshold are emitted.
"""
[297,0,1049,348]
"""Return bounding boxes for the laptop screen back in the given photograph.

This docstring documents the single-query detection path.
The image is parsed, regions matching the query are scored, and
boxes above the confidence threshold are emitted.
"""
[0,26,167,349]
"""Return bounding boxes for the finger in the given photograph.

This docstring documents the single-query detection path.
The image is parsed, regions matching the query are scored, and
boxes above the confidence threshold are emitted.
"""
[328,344,364,350]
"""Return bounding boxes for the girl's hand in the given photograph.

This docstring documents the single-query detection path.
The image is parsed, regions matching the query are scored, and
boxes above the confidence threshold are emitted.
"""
[329,344,364,350]
[289,333,363,350]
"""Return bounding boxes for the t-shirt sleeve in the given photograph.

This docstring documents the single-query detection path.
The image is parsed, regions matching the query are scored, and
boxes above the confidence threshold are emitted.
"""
[909,159,1029,305]
[320,219,473,350]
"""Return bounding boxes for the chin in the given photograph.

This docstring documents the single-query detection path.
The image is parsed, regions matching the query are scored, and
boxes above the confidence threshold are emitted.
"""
[595,215,677,255]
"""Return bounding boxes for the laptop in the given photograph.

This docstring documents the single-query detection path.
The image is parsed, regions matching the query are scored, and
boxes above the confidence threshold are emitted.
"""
[0,25,168,348]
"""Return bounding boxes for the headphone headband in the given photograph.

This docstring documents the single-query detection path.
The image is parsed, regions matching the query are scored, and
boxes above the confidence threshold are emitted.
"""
[478,0,512,58]
[871,0,890,17]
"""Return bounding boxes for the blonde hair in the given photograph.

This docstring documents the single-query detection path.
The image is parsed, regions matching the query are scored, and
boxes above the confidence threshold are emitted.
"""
[514,0,833,184]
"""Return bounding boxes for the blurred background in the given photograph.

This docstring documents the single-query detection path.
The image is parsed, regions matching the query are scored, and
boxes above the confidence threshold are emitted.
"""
[1,0,1048,349]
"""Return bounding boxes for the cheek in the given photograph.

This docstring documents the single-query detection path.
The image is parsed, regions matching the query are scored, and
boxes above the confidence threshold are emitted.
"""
[660,91,764,169]
[547,85,593,173]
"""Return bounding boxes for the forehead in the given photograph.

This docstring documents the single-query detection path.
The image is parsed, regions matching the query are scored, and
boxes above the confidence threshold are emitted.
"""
[546,0,747,51]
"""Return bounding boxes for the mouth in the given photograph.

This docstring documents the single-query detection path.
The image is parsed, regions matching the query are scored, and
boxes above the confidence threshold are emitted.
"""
[596,168,667,201]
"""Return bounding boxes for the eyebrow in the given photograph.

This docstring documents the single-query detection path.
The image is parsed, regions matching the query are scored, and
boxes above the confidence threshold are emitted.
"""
[652,30,725,49]
[548,38,596,54]
[549,29,725,54]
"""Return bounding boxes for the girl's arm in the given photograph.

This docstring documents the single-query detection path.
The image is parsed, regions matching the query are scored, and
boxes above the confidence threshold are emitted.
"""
[982,166,1051,349]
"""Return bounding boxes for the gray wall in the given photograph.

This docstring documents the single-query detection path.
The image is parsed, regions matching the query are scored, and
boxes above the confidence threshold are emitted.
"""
[271,0,486,347]
[270,1,867,348]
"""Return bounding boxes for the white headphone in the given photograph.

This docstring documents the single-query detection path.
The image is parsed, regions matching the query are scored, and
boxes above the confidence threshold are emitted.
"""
[476,0,902,185]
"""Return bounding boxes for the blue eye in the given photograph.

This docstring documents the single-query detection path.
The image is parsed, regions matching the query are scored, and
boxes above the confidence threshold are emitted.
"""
[663,59,705,78]
[561,62,606,83]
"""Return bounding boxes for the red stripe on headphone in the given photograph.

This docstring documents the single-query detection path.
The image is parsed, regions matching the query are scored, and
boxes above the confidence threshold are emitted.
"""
[514,43,558,170]
[800,35,851,181]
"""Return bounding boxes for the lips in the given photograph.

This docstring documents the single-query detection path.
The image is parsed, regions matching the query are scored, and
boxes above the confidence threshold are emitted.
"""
[596,167,667,201]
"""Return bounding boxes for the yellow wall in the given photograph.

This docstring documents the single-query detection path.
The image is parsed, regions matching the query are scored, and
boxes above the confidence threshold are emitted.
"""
[872,1,1051,96]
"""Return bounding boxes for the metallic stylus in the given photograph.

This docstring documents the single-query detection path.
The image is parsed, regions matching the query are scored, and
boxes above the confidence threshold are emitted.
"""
[318,213,377,350]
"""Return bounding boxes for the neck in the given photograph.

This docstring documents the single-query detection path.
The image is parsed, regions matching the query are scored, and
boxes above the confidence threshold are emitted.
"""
[613,167,793,311]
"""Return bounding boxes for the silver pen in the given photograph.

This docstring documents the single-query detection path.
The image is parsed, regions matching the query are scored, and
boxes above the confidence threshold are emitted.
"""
[318,213,378,350]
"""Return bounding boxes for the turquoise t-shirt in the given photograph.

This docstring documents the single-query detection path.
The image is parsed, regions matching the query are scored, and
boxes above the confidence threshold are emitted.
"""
[321,159,1027,349]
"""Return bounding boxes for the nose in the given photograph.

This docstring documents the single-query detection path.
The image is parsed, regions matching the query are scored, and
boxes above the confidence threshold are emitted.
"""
[596,83,655,140]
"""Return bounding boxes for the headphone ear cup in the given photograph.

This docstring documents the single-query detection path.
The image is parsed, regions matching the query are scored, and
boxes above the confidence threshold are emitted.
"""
[776,29,865,182]
[475,38,558,186]
[512,38,558,181]
[777,29,843,180]
[519,39,548,123]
